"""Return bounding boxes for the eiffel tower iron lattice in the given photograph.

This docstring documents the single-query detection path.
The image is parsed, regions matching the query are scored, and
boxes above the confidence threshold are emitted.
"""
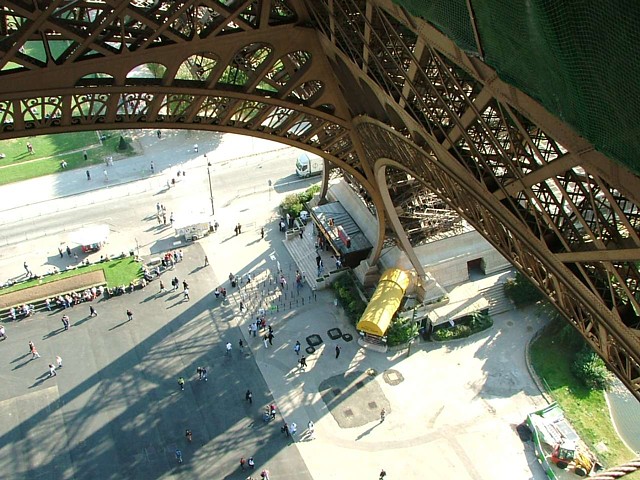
[1,0,639,411]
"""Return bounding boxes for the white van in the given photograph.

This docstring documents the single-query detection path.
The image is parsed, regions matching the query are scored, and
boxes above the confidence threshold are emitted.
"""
[295,153,324,178]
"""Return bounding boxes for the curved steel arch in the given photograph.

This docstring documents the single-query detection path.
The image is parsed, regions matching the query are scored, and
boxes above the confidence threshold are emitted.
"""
[1,0,639,405]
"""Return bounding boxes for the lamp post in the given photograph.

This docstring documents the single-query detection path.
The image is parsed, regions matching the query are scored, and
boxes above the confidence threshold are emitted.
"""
[207,162,215,216]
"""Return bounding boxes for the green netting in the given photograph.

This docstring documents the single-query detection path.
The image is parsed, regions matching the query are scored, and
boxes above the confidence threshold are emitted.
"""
[394,0,640,175]
[395,0,477,52]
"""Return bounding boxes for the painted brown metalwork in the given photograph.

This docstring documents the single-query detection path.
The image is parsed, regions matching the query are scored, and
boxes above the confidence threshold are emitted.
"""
[1,0,639,414]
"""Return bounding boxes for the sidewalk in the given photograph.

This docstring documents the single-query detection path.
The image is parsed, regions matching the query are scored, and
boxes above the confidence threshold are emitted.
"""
[0,129,289,216]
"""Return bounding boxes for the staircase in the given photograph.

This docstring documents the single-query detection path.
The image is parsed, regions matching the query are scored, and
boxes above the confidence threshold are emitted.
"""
[282,223,336,290]
[479,281,515,316]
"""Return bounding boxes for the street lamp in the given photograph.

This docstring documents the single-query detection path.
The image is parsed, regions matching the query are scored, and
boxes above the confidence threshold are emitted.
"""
[207,162,215,216]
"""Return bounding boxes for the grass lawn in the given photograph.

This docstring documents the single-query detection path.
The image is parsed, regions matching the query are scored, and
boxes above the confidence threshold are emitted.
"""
[530,320,639,477]
[0,258,142,296]
[0,131,137,185]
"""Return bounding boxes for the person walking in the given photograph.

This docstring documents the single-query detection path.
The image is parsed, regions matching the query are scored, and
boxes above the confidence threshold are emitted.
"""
[307,420,315,439]
[201,367,208,382]
[185,429,192,442]
[31,345,41,359]
[58,246,64,258]
[178,376,185,391]
[260,227,264,239]
[263,335,269,349]
[126,309,133,322]
[240,457,246,471]
[239,339,244,352]
[245,390,253,404]
[294,340,301,355]
[335,345,341,359]
[225,341,232,357]
[380,408,386,422]
[182,280,188,291]
[204,256,209,267]
[183,288,190,301]
[56,355,63,368]
[159,280,165,293]
[86,170,91,180]
[379,469,387,479]
[89,305,97,317]
[150,161,154,173]
[66,245,72,257]
[61,315,70,331]
[23,261,31,276]
[0,324,6,340]
[48,364,57,377]
[299,356,307,371]
[267,332,274,346]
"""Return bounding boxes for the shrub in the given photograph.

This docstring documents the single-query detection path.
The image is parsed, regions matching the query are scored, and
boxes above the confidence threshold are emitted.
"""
[504,271,543,307]
[432,310,493,341]
[386,319,419,346]
[571,346,612,391]
[279,185,321,218]
[332,273,367,325]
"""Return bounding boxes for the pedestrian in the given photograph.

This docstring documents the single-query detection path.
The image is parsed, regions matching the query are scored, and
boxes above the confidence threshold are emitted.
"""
[294,340,301,355]
[335,345,341,359]
[89,305,97,317]
[48,364,57,377]
[197,366,203,380]
[270,404,276,419]
[173,277,179,291]
[185,429,192,442]
[66,245,72,257]
[247,457,255,469]
[163,213,167,225]
[298,228,303,239]
[289,422,297,440]
[226,341,232,356]
[380,408,386,422]
[103,169,108,182]
[183,280,188,291]
[204,256,209,267]
[178,376,185,391]
[61,315,70,331]
[193,143,198,153]
[86,170,91,180]
[150,160,154,173]
[156,129,161,139]
[27,142,34,154]
[234,224,238,236]
[126,309,133,322]
[183,288,190,301]
[201,367,207,381]
[58,246,64,258]
[239,339,244,351]
[245,389,253,404]
[239,301,244,312]
[0,324,6,340]
[28,340,34,353]
[83,150,88,161]
[260,469,270,480]
[31,346,41,359]
[56,355,62,368]
[299,356,307,371]
[156,202,161,214]
[251,322,258,337]
[261,227,264,239]
[157,213,162,224]
[240,457,246,471]
[379,469,387,479]
[170,212,174,225]
[267,332,274,346]
[307,420,315,439]
[159,280,165,293]
[263,335,269,349]
[23,261,31,276]
[238,223,242,234]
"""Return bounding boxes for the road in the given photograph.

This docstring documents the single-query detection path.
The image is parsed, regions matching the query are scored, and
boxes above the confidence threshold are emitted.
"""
[0,151,316,282]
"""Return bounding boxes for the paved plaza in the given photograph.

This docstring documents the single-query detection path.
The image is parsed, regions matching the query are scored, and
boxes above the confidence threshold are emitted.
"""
[0,131,557,479]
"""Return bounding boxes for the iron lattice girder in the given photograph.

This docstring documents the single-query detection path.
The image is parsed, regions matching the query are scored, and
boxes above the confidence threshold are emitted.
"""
[0,0,640,405]
[356,118,640,401]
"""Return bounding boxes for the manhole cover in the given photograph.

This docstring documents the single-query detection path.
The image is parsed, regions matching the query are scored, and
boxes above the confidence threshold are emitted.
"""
[382,369,404,386]
[344,408,354,417]
[327,328,342,340]
[368,401,378,409]
[332,388,341,396]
